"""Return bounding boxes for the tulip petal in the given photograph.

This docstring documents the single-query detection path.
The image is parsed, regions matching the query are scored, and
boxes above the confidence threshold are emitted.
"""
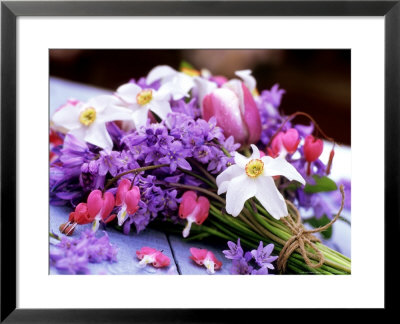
[254,176,288,219]
[202,89,248,144]
[194,76,217,108]
[226,174,257,217]
[235,70,256,92]
[241,83,262,144]
[261,156,305,185]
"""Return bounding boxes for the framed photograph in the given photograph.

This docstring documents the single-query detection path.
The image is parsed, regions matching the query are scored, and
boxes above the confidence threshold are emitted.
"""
[1,0,398,321]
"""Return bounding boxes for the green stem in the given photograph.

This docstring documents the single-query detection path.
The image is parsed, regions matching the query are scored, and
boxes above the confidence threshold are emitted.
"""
[165,182,225,204]
[104,164,169,190]
[189,159,217,187]
[213,139,231,158]
[178,168,216,188]
[49,232,60,240]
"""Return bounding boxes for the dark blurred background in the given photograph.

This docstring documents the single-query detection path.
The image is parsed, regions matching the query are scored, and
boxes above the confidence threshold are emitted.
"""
[50,49,350,145]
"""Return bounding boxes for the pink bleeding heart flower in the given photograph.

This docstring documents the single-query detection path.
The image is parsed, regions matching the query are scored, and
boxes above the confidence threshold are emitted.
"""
[202,80,262,146]
[59,202,92,236]
[304,135,324,162]
[115,179,140,226]
[70,203,92,225]
[189,247,222,274]
[267,132,284,158]
[179,191,210,238]
[87,189,116,232]
[304,135,324,176]
[281,128,301,154]
[136,247,170,268]
[268,129,300,158]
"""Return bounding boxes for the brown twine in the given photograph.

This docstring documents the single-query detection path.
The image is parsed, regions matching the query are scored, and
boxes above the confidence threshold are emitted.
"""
[277,185,345,273]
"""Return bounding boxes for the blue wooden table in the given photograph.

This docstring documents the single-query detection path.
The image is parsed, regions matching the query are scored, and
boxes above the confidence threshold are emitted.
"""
[49,77,351,275]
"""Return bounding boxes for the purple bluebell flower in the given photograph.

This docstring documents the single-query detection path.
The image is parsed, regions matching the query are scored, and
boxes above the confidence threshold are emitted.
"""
[50,230,117,275]
[223,238,244,260]
[98,150,124,177]
[158,141,192,172]
[260,83,286,108]
[171,97,200,119]
[223,239,278,275]
[231,257,253,275]
[251,242,278,270]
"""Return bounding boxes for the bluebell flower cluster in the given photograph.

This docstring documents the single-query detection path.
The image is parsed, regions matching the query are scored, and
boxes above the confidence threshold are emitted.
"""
[223,238,278,275]
[50,230,117,274]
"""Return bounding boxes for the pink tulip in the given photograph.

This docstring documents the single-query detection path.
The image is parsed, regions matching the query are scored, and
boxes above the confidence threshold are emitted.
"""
[202,80,262,146]
[87,189,116,232]
[179,191,210,238]
[190,247,222,274]
[136,247,170,268]
[115,179,140,226]
[210,75,228,87]
[281,128,301,154]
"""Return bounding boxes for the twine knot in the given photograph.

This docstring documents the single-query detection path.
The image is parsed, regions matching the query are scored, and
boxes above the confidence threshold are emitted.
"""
[277,185,345,273]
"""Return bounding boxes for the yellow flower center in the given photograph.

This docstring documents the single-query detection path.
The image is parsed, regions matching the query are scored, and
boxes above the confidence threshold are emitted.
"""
[136,89,153,106]
[79,107,96,126]
[245,159,264,178]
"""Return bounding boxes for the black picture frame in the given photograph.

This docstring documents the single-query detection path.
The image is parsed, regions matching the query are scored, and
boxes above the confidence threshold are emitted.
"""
[1,0,398,321]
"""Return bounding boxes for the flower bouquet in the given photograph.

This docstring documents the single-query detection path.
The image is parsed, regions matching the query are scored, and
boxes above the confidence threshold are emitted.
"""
[50,63,351,275]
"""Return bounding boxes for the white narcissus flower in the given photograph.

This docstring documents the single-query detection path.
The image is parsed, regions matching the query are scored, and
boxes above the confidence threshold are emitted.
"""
[146,65,194,100]
[51,95,132,150]
[116,83,172,129]
[216,144,305,219]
